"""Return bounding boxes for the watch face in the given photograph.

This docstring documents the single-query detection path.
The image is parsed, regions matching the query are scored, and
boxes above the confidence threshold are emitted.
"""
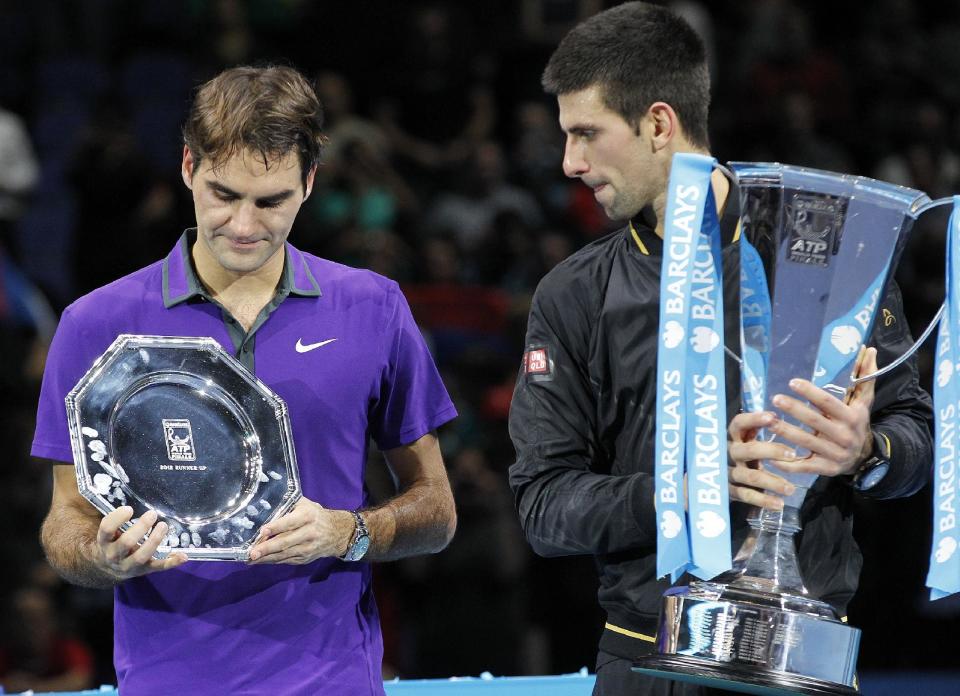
[349,535,370,561]
[857,460,890,491]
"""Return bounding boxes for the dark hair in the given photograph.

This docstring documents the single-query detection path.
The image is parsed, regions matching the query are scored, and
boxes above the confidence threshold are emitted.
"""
[542,2,710,148]
[183,65,327,190]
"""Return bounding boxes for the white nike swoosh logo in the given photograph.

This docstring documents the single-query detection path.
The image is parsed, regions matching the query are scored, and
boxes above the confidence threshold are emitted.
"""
[295,338,338,353]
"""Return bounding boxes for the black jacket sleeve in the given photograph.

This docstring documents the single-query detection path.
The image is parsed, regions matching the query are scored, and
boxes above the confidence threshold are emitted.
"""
[861,280,934,499]
[508,271,656,558]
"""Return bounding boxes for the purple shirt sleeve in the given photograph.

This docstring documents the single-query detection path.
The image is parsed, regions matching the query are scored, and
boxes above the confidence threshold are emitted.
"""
[32,306,106,463]
[369,286,457,449]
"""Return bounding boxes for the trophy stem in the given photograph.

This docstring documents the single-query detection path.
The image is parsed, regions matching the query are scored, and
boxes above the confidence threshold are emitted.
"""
[707,497,839,620]
[732,504,806,594]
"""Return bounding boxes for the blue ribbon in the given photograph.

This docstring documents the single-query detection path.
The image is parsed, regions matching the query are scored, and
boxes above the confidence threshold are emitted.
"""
[685,188,733,579]
[928,196,960,600]
[655,153,733,581]
[811,274,886,391]
[739,236,771,414]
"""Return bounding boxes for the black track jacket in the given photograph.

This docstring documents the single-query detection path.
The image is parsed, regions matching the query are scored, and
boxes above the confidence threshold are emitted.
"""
[508,204,933,659]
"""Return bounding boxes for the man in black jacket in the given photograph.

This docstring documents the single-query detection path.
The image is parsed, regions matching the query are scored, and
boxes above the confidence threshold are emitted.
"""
[508,4,933,695]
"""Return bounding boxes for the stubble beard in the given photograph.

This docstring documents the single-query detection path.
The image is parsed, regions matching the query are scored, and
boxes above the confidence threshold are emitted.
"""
[204,231,277,276]
[605,188,645,223]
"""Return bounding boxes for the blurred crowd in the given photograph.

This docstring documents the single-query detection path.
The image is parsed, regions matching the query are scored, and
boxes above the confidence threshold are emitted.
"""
[2,0,960,689]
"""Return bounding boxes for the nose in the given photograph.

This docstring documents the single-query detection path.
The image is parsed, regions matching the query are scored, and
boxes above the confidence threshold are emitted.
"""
[562,136,588,179]
[232,201,257,237]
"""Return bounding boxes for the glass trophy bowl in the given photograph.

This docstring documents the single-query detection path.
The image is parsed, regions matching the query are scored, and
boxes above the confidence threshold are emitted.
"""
[66,334,301,561]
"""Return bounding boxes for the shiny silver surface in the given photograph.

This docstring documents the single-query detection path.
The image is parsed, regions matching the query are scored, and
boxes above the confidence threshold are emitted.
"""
[65,334,301,561]
[635,580,860,694]
[634,656,858,696]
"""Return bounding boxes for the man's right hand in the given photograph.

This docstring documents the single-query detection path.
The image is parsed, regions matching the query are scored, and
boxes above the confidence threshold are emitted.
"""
[92,506,188,581]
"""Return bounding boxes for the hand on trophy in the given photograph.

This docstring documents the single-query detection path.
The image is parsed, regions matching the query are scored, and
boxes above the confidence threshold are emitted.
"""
[248,498,356,564]
[766,346,878,478]
[727,411,798,509]
[93,507,188,581]
[727,347,879,508]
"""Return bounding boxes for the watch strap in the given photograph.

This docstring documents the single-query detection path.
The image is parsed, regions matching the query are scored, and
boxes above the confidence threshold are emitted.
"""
[850,431,891,492]
[339,510,369,561]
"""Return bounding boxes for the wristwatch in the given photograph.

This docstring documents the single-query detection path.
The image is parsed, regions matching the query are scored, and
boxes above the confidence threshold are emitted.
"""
[340,510,370,562]
[850,431,891,492]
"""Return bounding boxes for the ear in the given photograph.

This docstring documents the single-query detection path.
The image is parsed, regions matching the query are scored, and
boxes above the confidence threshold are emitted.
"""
[646,102,679,151]
[303,164,318,200]
[181,146,195,190]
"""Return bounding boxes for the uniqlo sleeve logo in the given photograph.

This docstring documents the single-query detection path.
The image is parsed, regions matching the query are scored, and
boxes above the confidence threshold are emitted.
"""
[526,348,548,373]
[523,347,554,380]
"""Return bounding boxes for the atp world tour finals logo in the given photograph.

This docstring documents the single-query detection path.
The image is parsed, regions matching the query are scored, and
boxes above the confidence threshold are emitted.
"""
[787,193,846,267]
[163,419,196,461]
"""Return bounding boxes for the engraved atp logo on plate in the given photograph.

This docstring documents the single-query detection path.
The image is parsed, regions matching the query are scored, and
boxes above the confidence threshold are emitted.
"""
[786,193,847,267]
[163,419,197,461]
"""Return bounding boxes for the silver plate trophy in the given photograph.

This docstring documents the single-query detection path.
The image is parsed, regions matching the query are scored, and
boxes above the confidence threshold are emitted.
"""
[634,164,933,694]
[66,335,301,561]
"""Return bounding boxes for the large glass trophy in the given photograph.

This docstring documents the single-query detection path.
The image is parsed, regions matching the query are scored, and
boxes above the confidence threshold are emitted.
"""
[635,163,932,694]
[66,335,301,561]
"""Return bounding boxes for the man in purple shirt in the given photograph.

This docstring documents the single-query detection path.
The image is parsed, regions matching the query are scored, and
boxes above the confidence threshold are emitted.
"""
[33,65,458,695]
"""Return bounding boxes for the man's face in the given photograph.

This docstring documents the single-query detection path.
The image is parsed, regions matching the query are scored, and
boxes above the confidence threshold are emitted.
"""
[558,85,662,221]
[182,147,314,277]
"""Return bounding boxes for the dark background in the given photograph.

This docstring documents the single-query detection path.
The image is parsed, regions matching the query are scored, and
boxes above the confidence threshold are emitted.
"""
[1,0,959,689]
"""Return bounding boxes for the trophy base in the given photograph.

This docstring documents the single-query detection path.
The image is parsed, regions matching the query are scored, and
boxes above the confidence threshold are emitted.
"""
[633,654,858,696]
[633,581,860,695]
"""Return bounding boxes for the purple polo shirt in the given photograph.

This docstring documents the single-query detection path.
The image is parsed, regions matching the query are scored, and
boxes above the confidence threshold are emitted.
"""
[33,231,457,695]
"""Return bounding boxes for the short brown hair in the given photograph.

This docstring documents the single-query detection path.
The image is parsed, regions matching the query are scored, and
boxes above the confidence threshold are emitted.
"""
[542,2,710,148]
[183,65,326,190]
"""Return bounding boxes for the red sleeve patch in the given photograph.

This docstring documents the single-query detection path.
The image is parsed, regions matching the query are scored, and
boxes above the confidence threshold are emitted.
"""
[523,347,550,374]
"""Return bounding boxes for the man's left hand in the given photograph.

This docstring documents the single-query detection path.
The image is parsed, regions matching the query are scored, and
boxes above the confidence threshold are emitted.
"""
[247,498,354,564]
[766,347,878,478]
